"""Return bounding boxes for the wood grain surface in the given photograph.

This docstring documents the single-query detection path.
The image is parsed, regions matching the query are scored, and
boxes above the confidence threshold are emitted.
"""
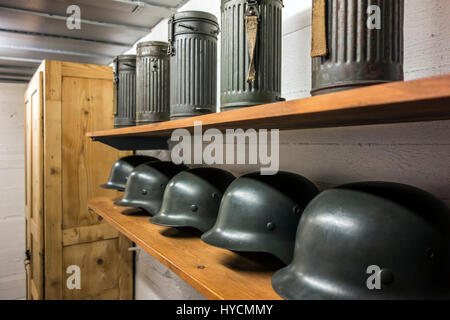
[88,197,283,300]
[87,74,450,141]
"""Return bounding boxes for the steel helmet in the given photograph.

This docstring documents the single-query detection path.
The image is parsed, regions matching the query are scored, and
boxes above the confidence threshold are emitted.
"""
[114,162,187,215]
[101,155,159,191]
[201,172,319,264]
[272,182,450,300]
[150,168,235,233]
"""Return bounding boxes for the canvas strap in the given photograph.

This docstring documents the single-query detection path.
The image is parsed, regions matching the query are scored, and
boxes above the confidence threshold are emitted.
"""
[311,0,327,57]
[246,9,259,83]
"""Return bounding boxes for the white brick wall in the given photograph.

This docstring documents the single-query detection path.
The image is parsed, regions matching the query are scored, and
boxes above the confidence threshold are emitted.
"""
[0,82,26,300]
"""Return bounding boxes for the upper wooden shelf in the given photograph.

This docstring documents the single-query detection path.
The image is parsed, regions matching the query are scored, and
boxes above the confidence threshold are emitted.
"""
[87,75,450,150]
[88,197,282,300]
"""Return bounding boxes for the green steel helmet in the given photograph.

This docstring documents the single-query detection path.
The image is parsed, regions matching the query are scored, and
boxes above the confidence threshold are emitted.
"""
[272,182,450,300]
[114,162,188,215]
[150,168,235,233]
[201,172,319,264]
[101,155,159,191]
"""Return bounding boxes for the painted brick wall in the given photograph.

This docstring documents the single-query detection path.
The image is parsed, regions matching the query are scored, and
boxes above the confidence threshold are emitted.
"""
[0,83,27,300]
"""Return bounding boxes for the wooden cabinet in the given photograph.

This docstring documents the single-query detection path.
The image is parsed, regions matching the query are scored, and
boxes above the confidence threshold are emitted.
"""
[24,60,133,300]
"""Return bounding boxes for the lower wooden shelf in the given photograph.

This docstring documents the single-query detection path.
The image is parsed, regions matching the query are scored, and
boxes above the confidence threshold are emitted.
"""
[87,197,282,300]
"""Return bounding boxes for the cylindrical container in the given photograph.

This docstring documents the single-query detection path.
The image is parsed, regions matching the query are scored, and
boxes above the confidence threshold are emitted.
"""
[221,0,284,111]
[311,0,404,95]
[169,11,219,120]
[113,55,136,128]
[136,41,170,124]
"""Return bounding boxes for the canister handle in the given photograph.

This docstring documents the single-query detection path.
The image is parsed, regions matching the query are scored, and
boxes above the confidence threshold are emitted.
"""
[179,23,197,31]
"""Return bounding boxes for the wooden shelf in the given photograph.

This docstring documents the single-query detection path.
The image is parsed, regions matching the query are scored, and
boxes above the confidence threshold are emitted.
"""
[87,75,450,150]
[87,197,282,300]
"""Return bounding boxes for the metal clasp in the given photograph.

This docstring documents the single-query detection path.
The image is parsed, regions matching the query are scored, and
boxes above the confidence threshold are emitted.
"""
[24,249,31,271]
[211,26,221,36]
[168,16,176,56]
[246,0,261,19]
[113,58,119,84]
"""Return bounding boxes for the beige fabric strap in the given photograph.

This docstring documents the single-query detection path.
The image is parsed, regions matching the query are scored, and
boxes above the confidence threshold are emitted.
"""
[246,14,259,83]
[311,0,327,57]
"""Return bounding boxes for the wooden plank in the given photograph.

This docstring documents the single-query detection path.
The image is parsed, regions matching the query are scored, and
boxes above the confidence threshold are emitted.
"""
[88,197,282,300]
[62,223,120,246]
[87,74,450,143]
[61,62,113,80]
[60,70,133,300]
[29,219,39,238]
[30,280,39,301]
[25,62,44,100]
[29,72,44,300]
[118,235,133,300]
[24,92,32,300]
[43,60,63,300]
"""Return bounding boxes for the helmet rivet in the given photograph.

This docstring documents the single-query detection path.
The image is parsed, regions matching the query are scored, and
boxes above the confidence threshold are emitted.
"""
[293,206,301,214]
[191,205,198,212]
[212,192,219,198]
[380,269,394,285]
[426,248,435,259]
[266,222,275,231]
[141,189,148,195]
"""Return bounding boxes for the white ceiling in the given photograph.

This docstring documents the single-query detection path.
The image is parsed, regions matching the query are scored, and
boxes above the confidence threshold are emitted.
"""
[0,0,189,83]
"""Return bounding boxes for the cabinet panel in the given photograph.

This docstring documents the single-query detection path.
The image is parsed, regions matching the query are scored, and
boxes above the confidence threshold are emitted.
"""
[24,72,44,300]
[61,77,125,229]
[25,61,134,300]
[62,236,132,300]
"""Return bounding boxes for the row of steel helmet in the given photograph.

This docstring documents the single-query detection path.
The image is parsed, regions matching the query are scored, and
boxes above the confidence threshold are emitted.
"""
[102,156,450,299]
[114,0,405,127]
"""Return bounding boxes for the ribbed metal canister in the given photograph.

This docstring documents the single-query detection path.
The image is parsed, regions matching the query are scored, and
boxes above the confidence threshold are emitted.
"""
[113,55,136,128]
[136,41,170,124]
[311,0,404,95]
[169,11,220,120]
[221,0,284,111]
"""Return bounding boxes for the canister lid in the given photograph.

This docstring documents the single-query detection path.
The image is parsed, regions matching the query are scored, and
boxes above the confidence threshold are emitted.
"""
[222,0,283,3]
[136,41,169,49]
[172,10,218,25]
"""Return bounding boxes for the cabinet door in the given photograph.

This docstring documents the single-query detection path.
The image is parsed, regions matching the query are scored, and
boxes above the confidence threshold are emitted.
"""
[24,72,44,300]
[61,75,133,300]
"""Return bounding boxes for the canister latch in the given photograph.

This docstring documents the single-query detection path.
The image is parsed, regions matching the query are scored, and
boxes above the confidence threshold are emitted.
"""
[168,16,176,56]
